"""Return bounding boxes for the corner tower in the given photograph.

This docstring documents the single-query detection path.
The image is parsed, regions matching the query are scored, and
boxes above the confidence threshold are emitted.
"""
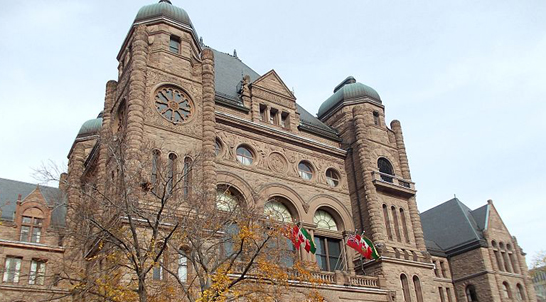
[318,76,434,300]
[95,0,216,195]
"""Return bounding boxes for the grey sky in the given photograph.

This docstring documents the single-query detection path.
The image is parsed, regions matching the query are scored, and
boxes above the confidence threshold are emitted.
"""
[0,0,544,264]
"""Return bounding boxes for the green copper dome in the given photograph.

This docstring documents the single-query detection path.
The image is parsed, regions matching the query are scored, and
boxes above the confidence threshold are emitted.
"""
[134,0,193,28]
[77,118,103,137]
[317,76,381,118]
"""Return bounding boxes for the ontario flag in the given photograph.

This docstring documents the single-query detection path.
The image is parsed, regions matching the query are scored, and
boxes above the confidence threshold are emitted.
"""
[347,233,380,260]
[288,224,316,254]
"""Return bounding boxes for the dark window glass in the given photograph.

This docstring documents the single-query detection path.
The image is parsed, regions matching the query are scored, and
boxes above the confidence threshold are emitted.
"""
[314,236,343,272]
[326,169,340,187]
[236,146,253,165]
[169,36,180,53]
[378,158,394,182]
[298,162,313,180]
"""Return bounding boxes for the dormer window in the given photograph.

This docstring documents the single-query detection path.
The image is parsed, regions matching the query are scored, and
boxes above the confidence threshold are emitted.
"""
[20,209,44,243]
[169,36,181,54]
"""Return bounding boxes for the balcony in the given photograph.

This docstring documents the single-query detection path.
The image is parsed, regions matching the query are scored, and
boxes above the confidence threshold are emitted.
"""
[230,263,379,288]
[371,171,416,197]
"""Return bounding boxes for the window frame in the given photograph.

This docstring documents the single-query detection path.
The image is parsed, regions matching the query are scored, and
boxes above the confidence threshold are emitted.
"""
[314,235,343,272]
[169,35,181,54]
[3,256,22,283]
[298,161,313,180]
[29,259,47,285]
[236,146,254,166]
[325,168,340,187]
[19,213,43,243]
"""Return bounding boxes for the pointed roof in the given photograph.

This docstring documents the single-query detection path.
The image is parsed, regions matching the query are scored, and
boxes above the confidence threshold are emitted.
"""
[421,198,487,256]
[251,69,296,100]
[211,48,339,140]
[0,178,65,226]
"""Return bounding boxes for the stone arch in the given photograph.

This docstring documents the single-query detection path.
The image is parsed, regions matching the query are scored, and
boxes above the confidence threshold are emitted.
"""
[257,183,305,221]
[308,195,354,232]
[216,171,256,205]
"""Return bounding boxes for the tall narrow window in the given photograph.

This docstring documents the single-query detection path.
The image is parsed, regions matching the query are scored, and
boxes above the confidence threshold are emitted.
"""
[400,208,410,243]
[413,276,424,302]
[440,260,448,278]
[516,283,525,300]
[167,153,177,193]
[500,243,512,273]
[373,111,380,125]
[446,287,453,302]
[259,104,267,121]
[281,112,288,128]
[29,259,46,285]
[169,36,181,53]
[326,169,340,187]
[178,251,188,282]
[439,287,446,302]
[391,206,401,242]
[378,158,394,182]
[151,150,160,190]
[466,285,478,302]
[383,204,393,240]
[503,282,512,299]
[269,108,278,125]
[183,157,192,197]
[433,260,440,277]
[492,241,505,271]
[3,257,22,283]
[400,274,412,302]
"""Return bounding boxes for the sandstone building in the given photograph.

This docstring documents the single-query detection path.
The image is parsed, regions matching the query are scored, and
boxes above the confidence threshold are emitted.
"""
[0,0,538,301]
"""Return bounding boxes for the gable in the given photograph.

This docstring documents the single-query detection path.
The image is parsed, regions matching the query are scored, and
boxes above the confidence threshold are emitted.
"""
[251,70,296,102]
[486,203,510,234]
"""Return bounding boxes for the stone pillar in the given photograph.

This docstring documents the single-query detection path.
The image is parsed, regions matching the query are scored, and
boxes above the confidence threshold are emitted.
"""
[126,24,148,168]
[201,48,217,200]
[352,106,384,244]
[66,144,85,224]
[97,80,117,192]
[391,120,426,251]
[514,238,538,302]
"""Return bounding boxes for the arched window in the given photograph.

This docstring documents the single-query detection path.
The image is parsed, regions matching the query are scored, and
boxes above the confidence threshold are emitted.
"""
[114,99,127,136]
[400,274,412,302]
[167,153,177,193]
[313,209,343,272]
[298,161,313,180]
[216,187,241,212]
[178,249,188,282]
[314,210,338,231]
[507,244,519,274]
[378,158,394,182]
[439,287,446,302]
[500,242,512,273]
[20,208,44,243]
[516,283,525,300]
[400,208,410,243]
[413,276,424,302]
[391,206,401,242]
[373,111,380,125]
[215,139,222,156]
[492,240,505,271]
[264,200,293,223]
[236,146,253,165]
[325,168,340,187]
[151,150,160,190]
[152,243,166,281]
[183,157,192,197]
[503,282,512,299]
[466,284,478,302]
[383,204,393,240]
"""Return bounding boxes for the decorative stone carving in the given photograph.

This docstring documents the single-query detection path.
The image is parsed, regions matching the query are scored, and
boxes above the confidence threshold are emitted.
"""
[268,152,287,174]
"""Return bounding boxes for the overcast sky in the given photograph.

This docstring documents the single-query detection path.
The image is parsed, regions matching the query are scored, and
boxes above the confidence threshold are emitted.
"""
[0,0,544,264]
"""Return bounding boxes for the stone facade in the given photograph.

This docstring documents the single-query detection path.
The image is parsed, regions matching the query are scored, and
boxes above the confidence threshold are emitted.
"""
[0,1,538,301]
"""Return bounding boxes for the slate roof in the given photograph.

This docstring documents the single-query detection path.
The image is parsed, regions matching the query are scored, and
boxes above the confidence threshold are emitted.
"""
[0,178,66,227]
[211,48,339,140]
[421,198,488,257]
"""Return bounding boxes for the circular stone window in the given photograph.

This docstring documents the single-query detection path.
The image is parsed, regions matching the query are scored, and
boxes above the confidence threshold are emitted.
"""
[154,86,193,124]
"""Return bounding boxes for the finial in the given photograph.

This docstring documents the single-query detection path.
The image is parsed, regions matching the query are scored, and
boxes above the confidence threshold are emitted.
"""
[159,0,172,4]
[199,36,203,46]
[487,199,493,204]
[233,49,237,57]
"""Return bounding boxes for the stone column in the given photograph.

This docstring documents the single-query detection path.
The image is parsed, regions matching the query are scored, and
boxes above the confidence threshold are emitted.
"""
[352,106,384,244]
[514,237,538,302]
[66,144,85,226]
[201,48,217,200]
[97,80,117,193]
[126,24,148,168]
[391,120,426,251]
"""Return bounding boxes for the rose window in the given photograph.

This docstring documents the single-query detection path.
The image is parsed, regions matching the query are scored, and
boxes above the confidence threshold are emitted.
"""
[155,87,193,124]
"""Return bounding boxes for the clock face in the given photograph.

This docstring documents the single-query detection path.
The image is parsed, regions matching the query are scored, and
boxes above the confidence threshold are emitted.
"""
[155,87,193,124]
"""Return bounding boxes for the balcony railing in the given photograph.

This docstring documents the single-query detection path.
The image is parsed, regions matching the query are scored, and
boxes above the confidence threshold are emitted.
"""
[371,171,416,196]
[230,263,379,288]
